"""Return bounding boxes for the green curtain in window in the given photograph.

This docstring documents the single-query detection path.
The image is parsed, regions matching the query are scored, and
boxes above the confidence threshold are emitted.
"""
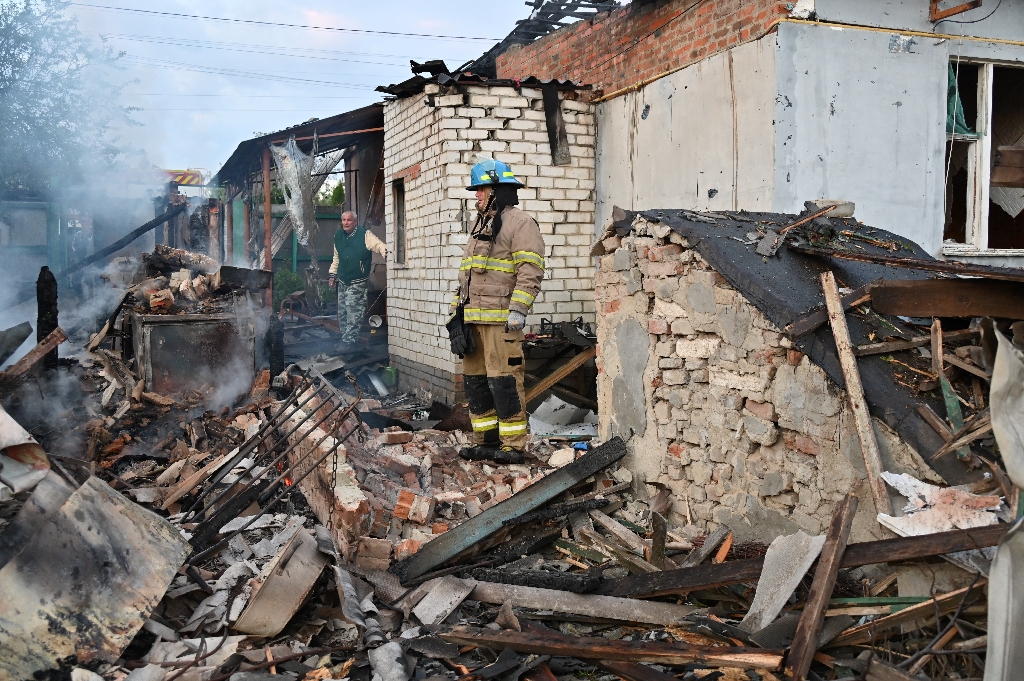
[948,63,974,135]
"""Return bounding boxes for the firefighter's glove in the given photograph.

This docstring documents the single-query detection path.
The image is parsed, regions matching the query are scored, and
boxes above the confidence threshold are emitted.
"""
[505,311,526,332]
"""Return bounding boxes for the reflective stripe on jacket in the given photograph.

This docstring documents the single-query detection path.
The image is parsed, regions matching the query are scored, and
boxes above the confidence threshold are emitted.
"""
[451,206,545,324]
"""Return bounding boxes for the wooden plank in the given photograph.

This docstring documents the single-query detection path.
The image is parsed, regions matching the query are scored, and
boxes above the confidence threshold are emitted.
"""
[870,279,1024,320]
[785,281,876,338]
[437,626,784,670]
[580,528,659,574]
[827,581,985,648]
[159,452,229,510]
[785,494,859,681]
[649,512,666,570]
[610,524,1007,598]
[1,327,67,380]
[854,328,978,357]
[944,353,991,380]
[467,580,697,625]
[821,271,892,516]
[791,243,1024,283]
[678,524,731,568]
[931,416,993,460]
[400,437,626,583]
[588,509,646,554]
[525,346,596,404]
[520,620,685,681]
[917,405,954,442]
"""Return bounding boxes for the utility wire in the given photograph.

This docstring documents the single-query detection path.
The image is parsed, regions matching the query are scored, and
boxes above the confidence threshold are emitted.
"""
[70,2,502,41]
[94,33,471,68]
[90,31,475,63]
[121,55,380,89]
[935,0,1002,27]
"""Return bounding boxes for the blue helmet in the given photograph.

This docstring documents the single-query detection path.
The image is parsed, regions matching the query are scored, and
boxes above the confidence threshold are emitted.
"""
[466,158,525,190]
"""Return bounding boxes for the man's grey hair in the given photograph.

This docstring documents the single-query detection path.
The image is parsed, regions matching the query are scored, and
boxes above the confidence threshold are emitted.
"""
[342,210,357,220]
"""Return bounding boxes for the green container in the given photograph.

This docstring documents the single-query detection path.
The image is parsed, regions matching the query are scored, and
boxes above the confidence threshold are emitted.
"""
[381,366,398,387]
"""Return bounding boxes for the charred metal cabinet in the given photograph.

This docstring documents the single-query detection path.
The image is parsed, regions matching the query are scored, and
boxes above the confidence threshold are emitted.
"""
[128,312,264,395]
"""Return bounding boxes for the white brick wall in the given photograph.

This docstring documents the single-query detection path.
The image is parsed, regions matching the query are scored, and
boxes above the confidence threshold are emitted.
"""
[383,85,597,389]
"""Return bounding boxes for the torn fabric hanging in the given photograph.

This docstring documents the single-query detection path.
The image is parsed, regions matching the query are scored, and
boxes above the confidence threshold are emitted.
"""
[270,137,318,249]
[270,137,325,313]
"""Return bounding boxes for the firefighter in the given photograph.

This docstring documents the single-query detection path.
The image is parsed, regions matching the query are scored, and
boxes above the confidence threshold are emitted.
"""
[328,211,387,349]
[450,158,545,465]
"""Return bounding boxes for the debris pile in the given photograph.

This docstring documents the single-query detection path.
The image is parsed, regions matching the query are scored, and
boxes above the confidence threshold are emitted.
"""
[1,231,1021,681]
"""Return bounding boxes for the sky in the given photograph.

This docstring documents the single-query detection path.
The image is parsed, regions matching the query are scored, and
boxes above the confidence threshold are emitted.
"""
[70,1,535,177]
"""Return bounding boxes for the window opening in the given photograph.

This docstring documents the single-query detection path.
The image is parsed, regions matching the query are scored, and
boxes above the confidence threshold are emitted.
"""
[393,179,406,265]
[943,61,1024,253]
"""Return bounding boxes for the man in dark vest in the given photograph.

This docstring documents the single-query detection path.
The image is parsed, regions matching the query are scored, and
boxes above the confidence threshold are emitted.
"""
[328,211,387,348]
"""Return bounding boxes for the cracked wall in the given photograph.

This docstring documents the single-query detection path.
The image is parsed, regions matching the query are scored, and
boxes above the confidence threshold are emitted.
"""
[595,218,940,543]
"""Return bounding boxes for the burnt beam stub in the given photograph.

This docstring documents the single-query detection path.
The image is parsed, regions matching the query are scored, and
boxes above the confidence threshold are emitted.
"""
[36,266,58,369]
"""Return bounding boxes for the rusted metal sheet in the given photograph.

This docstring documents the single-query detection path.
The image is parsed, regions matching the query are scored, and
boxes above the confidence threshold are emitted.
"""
[129,312,260,394]
[0,476,189,679]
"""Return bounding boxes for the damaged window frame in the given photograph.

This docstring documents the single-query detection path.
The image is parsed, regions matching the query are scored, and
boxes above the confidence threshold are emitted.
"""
[944,58,1024,256]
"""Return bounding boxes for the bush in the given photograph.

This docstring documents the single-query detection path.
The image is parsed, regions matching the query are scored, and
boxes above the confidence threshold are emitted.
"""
[272,268,304,309]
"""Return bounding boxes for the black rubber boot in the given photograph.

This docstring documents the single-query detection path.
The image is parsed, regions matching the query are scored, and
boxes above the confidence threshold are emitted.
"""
[491,446,525,465]
[459,445,498,461]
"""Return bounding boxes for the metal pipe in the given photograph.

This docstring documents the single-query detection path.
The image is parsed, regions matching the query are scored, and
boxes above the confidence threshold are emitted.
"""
[187,417,360,566]
[193,385,357,521]
[181,374,315,517]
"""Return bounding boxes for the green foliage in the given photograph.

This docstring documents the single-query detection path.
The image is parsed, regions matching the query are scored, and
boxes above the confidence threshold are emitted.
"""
[316,182,345,206]
[272,267,304,309]
[0,0,137,193]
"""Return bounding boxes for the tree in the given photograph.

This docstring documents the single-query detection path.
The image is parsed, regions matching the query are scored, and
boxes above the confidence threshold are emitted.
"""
[0,0,136,194]
[316,180,344,206]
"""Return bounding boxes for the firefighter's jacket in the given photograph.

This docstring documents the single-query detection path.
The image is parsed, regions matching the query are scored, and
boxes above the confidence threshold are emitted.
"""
[451,206,545,324]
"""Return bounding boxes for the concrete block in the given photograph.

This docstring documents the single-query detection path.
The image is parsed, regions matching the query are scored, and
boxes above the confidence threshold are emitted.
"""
[742,415,779,446]
[676,337,721,359]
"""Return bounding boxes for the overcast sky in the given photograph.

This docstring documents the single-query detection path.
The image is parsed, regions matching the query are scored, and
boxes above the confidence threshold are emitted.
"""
[71,1,535,176]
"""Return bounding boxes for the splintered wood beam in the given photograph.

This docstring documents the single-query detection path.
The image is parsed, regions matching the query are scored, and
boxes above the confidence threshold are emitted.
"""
[678,524,731,568]
[526,346,596,404]
[785,280,876,338]
[437,626,784,670]
[870,279,1024,320]
[610,524,1006,599]
[821,271,892,516]
[785,494,859,681]
[649,512,667,570]
[1,327,67,380]
[519,620,686,681]
[791,243,1024,283]
[854,328,978,357]
[827,581,986,648]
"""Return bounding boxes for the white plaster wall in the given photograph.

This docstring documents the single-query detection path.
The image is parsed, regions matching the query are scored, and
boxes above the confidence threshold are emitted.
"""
[774,21,1024,261]
[813,0,1024,41]
[773,22,948,254]
[595,35,777,231]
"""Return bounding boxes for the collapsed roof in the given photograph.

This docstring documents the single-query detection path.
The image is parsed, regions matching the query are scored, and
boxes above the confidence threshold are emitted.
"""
[611,206,1012,487]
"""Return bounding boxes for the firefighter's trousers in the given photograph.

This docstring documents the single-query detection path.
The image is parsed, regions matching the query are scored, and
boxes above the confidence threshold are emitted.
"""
[462,324,528,449]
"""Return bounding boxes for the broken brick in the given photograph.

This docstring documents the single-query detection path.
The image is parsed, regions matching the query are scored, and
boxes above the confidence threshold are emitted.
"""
[394,538,421,560]
[357,537,393,561]
[648,319,669,335]
[381,431,413,445]
[744,399,777,422]
[393,489,435,524]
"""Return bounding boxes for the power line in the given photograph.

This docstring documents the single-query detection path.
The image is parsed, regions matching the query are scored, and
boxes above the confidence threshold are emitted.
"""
[135,108,363,111]
[122,55,381,88]
[70,2,502,41]
[123,93,371,98]
[95,33,432,68]
[90,31,475,64]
